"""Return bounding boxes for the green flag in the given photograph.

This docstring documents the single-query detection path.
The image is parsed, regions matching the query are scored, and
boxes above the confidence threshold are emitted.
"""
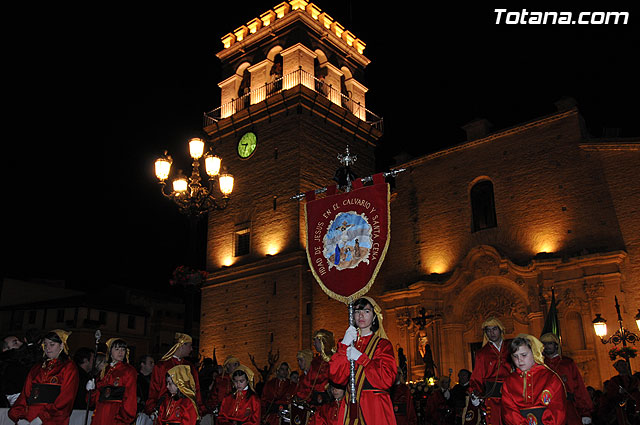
[541,288,561,338]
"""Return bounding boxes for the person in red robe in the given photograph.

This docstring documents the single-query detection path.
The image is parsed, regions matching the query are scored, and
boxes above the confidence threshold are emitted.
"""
[88,338,138,425]
[501,334,567,425]
[155,364,200,425]
[390,368,417,425]
[206,354,240,415]
[540,333,593,425]
[308,383,346,425]
[261,362,296,425]
[599,359,640,425]
[426,377,453,425]
[329,296,397,425]
[8,329,79,425]
[468,317,512,425]
[218,365,261,425]
[296,329,334,406]
[146,332,205,418]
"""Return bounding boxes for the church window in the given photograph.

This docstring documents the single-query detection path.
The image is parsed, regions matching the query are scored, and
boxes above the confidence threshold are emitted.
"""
[470,180,497,232]
[234,228,251,257]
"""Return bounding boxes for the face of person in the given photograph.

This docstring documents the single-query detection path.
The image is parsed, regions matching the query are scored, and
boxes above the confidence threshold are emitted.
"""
[484,326,502,344]
[614,361,630,375]
[176,342,193,359]
[297,357,307,371]
[141,357,155,375]
[354,303,374,333]
[111,346,127,362]
[290,372,299,383]
[80,353,95,372]
[233,374,248,391]
[543,342,558,357]
[3,336,23,351]
[276,364,289,380]
[313,337,322,353]
[166,376,178,395]
[511,344,536,372]
[43,338,63,360]
[458,371,470,385]
[331,386,345,400]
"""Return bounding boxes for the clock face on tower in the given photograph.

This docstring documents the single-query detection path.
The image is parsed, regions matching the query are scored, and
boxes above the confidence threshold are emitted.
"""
[237,132,257,158]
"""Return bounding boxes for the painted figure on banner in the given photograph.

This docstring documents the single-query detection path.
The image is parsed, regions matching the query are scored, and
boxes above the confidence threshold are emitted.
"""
[326,213,372,271]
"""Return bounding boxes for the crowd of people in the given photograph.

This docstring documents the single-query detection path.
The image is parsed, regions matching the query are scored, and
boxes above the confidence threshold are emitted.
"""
[1,299,639,425]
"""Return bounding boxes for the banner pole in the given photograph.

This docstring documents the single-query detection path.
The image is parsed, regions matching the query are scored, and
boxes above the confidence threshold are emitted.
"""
[349,301,357,403]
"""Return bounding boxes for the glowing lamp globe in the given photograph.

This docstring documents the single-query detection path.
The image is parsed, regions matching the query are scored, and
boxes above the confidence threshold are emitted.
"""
[592,314,608,338]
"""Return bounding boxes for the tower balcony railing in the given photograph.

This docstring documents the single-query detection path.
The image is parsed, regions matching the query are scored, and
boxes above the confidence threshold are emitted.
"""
[203,68,383,132]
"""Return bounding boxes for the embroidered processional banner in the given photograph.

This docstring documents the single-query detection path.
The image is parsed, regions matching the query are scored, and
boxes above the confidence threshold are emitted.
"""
[304,174,390,304]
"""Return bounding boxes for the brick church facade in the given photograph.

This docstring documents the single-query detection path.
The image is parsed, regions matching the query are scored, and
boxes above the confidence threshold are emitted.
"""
[198,1,640,389]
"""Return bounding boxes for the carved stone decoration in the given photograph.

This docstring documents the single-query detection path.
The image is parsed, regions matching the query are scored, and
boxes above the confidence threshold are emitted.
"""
[396,309,411,331]
[473,255,500,279]
[463,286,529,330]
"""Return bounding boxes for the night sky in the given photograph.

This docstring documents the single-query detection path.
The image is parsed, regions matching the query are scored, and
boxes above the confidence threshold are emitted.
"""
[4,3,638,293]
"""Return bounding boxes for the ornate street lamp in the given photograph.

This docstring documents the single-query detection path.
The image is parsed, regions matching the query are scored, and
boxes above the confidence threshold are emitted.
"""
[155,137,234,217]
[592,296,640,372]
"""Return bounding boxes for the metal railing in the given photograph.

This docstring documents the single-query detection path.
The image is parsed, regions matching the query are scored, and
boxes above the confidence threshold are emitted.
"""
[203,69,383,132]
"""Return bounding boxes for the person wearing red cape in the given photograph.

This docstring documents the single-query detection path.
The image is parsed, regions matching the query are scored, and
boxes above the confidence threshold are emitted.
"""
[261,362,296,425]
[155,364,200,425]
[218,365,261,425]
[309,382,347,425]
[329,296,397,425]
[88,337,138,424]
[8,329,79,425]
[468,317,512,425]
[296,329,335,406]
[501,334,567,425]
[146,333,205,418]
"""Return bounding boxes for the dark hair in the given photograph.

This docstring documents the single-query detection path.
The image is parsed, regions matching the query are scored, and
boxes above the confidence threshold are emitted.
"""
[232,369,255,396]
[138,354,153,366]
[110,339,128,350]
[353,298,379,333]
[166,373,186,399]
[43,331,69,361]
[509,337,532,355]
[73,347,94,365]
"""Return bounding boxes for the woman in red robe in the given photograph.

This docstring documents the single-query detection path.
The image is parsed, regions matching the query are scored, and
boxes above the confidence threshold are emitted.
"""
[501,334,567,425]
[218,365,261,425]
[8,329,79,425]
[89,338,138,424]
[296,329,334,406]
[329,296,397,425]
[156,364,200,425]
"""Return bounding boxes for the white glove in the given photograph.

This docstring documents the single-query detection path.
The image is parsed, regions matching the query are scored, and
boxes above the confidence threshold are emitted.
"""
[30,418,43,425]
[150,412,158,421]
[443,389,450,400]
[582,418,592,425]
[17,420,30,425]
[346,346,362,361]
[470,394,480,407]
[342,326,358,346]
[86,378,96,391]
[6,392,20,406]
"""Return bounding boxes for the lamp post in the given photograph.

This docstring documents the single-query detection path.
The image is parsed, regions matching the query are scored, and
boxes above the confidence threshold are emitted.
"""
[154,136,234,335]
[592,296,640,373]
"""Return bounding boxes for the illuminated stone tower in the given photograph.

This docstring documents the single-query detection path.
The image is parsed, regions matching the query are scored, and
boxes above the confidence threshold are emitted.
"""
[199,1,383,367]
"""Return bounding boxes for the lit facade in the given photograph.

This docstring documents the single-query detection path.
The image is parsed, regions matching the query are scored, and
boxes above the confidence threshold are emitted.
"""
[199,1,640,389]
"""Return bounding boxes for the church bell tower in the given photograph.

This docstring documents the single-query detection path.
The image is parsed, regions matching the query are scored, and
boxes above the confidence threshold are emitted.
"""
[199,1,383,367]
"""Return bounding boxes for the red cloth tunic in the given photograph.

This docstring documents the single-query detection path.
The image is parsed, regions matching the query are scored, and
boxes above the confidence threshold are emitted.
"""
[155,396,198,425]
[218,390,261,425]
[261,377,296,425]
[296,355,330,402]
[91,361,138,425]
[8,357,79,425]
[390,383,417,425]
[146,356,204,416]
[309,399,344,425]
[425,389,452,425]
[206,374,233,413]
[329,334,397,425]
[544,355,592,425]
[501,364,567,425]
[469,341,512,425]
